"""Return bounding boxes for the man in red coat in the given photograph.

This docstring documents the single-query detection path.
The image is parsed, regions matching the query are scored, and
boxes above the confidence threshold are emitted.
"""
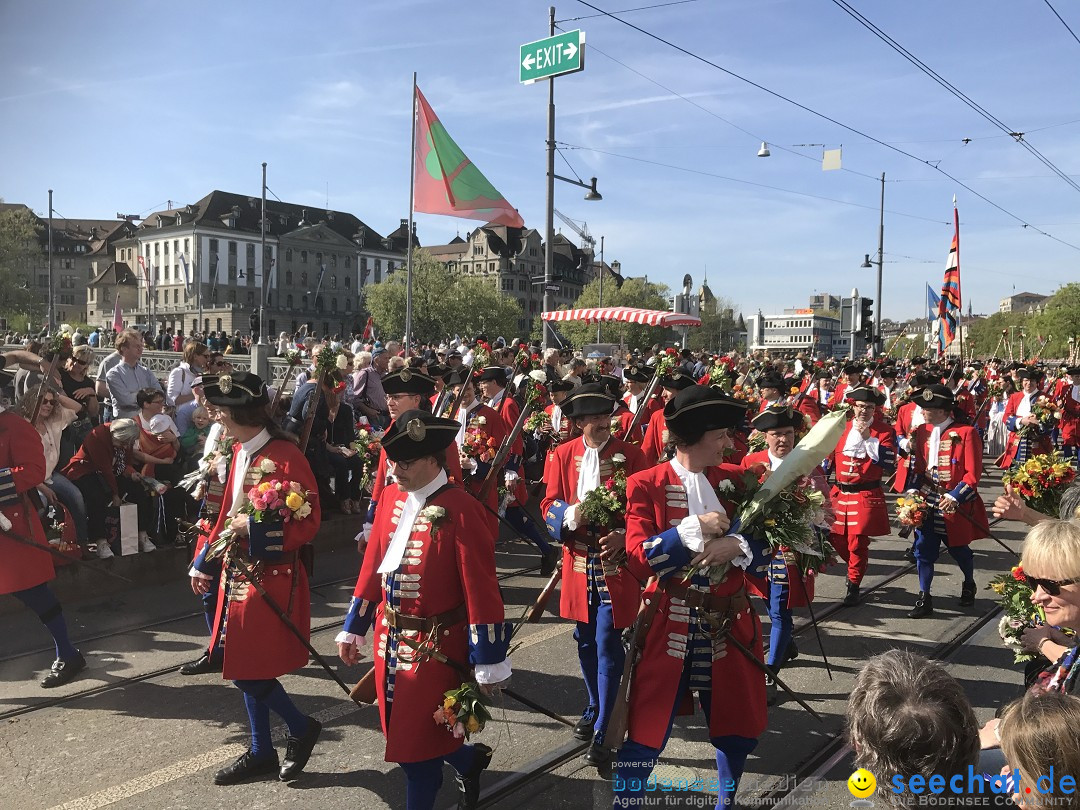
[1061,366,1080,462]
[614,385,772,809]
[639,371,696,465]
[1000,368,1054,470]
[0,394,86,688]
[445,368,507,535]
[826,387,897,606]
[477,365,558,575]
[904,384,988,618]
[189,372,323,785]
[621,363,662,441]
[540,384,649,774]
[337,409,511,810]
[827,364,863,409]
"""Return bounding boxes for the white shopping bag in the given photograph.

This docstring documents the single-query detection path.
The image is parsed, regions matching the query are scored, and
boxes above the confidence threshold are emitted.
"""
[117,503,139,555]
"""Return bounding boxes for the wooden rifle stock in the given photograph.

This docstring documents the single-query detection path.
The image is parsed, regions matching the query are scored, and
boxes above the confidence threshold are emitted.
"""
[526,567,562,623]
[444,364,473,420]
[625,370,661,441]
[605,583,660,753]
[350,666,378,704]
[478,401,534,502]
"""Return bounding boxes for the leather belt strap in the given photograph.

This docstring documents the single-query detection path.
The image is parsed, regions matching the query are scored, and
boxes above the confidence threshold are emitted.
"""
[383,603,468,634]
[836,481,882,493]
[661,580,748,614]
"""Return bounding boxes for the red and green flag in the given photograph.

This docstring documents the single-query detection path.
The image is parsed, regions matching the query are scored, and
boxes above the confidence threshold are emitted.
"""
[413,86,524,228]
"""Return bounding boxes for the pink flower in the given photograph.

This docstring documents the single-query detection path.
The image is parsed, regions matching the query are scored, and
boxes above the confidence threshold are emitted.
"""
[251,496,267,511]
[279,508,290,519]
[433,708,446,723]
[452,722,466,739]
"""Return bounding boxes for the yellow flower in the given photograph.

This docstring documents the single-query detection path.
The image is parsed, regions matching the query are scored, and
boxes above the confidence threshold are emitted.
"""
[444,697,456,710]
[990,582,1005,595]
[764,518,777,527]
[286,492,304,510]
[259,482,273,493]
[466,715,481,733]
[896,497,906,506]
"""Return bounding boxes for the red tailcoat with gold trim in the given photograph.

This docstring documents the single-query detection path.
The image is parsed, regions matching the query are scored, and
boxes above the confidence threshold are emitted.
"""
[1061,385,1080,446]
[892,400,922,493]
[490,394,528,506]
[623,462,767,747]
[827,417,897,537]
[640,411,669,467]
[457,403,507,531]
[208,438,321,680]
[622,391,662,443]
[350,483,507,763]
[609,402,638,445]
[907,423,988,547]
[541,436,649,628]
[0,410,51,595]
[370,441,463,509]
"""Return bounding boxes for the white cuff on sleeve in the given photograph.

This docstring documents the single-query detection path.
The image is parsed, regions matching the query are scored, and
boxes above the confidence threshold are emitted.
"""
[474,659,512,685]
[677,515,705,552]
[727,534,754,570]
[898,436,911,453]
[864,437,881,462]
[334,631,367,647]
[188,567,213,580]
[564,504,580,532]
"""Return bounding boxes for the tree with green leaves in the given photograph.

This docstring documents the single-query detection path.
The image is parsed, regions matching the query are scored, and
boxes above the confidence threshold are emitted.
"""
[0,204,43,328]
[363,248,523,344]
[550,275,673,351]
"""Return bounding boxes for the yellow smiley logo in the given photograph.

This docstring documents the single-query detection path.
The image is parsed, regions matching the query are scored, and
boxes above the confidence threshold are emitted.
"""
[848,769,876,798]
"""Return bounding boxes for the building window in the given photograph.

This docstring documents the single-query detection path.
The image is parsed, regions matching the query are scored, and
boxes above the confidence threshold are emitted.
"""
[216,318,222,331]
[184,238,190,255]
[387,261,394,272]
[287,295,294,309]
[228,290,236,304]
[518,279,526,292]
[173,289,178,304]
[301,250,308,264]
[247,292,254,306]
[345,256,351,269]
[285,270,293,285]
[330,274,337,289]
[331,298,338,312]
[344,276,351,289]
[228,241,237,256]
[209,238,218,256]
[300,271,308,286]
[374,260,382,283]
[488,262,495,272]
[345,299,351,312]
[286,248,293,262]
[316,252,322,266]
[154,243,160,256]
[330,254,337,268]
[302,295,309,309]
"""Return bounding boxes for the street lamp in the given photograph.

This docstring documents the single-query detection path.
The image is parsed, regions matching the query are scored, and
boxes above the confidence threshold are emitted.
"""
[543,173,602,349]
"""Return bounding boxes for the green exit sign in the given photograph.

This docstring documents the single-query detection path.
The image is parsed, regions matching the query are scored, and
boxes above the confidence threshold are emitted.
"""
[519,30,585,84]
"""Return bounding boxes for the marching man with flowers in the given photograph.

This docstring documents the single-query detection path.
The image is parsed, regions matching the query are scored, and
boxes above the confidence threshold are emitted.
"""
[540,383,649,775]
[337,409,511,810]
[613,385,774,809]
[188,372,323,785]
[1000,367,1056,470]
[903,383,988,618]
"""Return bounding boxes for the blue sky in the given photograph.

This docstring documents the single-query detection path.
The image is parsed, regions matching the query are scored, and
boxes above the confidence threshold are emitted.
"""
[2,0,1078,322]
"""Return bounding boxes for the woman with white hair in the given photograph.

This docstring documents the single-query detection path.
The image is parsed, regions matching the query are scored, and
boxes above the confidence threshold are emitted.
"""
[61,418,155,557]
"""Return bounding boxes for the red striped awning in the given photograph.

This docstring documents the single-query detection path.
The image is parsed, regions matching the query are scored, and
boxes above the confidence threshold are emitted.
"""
[541,306,702,328]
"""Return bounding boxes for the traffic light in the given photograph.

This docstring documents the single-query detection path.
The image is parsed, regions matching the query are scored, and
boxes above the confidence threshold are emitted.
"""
[860,297,874,342]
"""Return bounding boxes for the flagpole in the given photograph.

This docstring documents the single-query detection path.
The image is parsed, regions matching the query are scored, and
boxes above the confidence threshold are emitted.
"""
[954,199,964,363]
[404,71,417,353]
[258,161,267,345]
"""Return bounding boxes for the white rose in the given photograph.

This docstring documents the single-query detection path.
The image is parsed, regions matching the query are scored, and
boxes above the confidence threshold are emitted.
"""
[529,370,547,383]
[477,416,487,426]
[611,453,626,464]
[259,459,277,474]
[336,354,349,370]
[716,479,735,493]
[296,502,313,519]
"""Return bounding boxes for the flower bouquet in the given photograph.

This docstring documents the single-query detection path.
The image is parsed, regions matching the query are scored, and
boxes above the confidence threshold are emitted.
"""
[1019,395,1060,439]
[578,453,628,529]
[730,383,759,413]
[433,681,492,740]
[353,426,384,492]
[653,347,681,378]
[471,340,492,371]
[986,380,1004,400]
[523,374,549,410]
[462,423,498,465]
[1003,452,1077,517]
[707,356,734,390]
[205,478,314,560]
[987,564,1042,664]
[524,409,550,434]
[747,430,767,454]
[516,347,541,374]
[895,491,930,530]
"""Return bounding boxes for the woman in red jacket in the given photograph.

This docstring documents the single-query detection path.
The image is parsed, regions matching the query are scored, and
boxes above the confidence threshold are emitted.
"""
[0,390,86,688]
[188,372,323,785]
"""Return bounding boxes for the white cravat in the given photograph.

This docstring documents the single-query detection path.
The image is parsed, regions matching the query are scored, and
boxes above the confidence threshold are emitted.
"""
[911,407,926,430]
[455,401,480,447]
[378,470,448,574]
[575,438,609,503]
[200,422,228,482]
[486,391,504,410]
[767,451,785,471]
[627,393,641,414]
[882,385,893,408]
[927,417,955,470]
[1016,393,1033,419]
[842,424,881,461]
[669,457,725,517]
[550,404,563,433]
[228,429,271,517]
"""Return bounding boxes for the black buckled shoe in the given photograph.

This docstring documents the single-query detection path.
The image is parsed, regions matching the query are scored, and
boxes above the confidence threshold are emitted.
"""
[908,591,934,619]
[959,581,977,607]
[455,743,493,810]
[584,740,615,779]
[214,749,279,785]
[178,653,223,676]
[904,547,916,563]
[540,547,559,577]
[41,652,86,689]
[765,671,778,706]
[783,640,799,664]
[279,717,322,781]
[842,579,860,607]
[572,710,597,741]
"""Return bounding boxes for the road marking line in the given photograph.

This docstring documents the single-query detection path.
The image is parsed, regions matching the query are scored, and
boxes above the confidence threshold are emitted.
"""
[48,701,364,810]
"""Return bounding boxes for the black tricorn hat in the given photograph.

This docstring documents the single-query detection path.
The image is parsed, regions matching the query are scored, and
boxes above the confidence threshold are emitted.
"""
[879,366,897,379]
[846,386,886,406]
[623,364,653,384]
[665,385,748,445]
[202,372,269,408]
[1015,367,1042,381]
[476,365,508,384]
[751,404,805,432]
[758,373,786,391]
[444,367,474,388]
[658,370,696,391]
[382,368,436,396]
[597,374,624,398]
[549,379,575,393]
[915,383,954,409]
[561,383,616,419]
[381,409,460,462]
[842,363,863,376]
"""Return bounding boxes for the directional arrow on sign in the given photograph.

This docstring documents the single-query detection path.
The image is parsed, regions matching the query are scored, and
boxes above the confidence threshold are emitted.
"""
[519,29,585,84]
[563,42,577,60]
[522,53,535,71]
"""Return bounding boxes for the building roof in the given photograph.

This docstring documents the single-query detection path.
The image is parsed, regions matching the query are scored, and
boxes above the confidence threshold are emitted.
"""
[88,262,138,287]
[138,190,403,254]
[0,203,133,252]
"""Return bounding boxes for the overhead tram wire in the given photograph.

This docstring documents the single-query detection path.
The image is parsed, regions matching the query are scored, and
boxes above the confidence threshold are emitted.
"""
[556,141,950,224]
[829,0,1080,196]
[555,22,880,182]
[1042,0,1080,48]
[556,0,702,23]
[571,0,1080,252]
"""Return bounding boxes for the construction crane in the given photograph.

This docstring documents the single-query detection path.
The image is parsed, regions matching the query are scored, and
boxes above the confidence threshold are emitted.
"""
[553,209,596,249]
